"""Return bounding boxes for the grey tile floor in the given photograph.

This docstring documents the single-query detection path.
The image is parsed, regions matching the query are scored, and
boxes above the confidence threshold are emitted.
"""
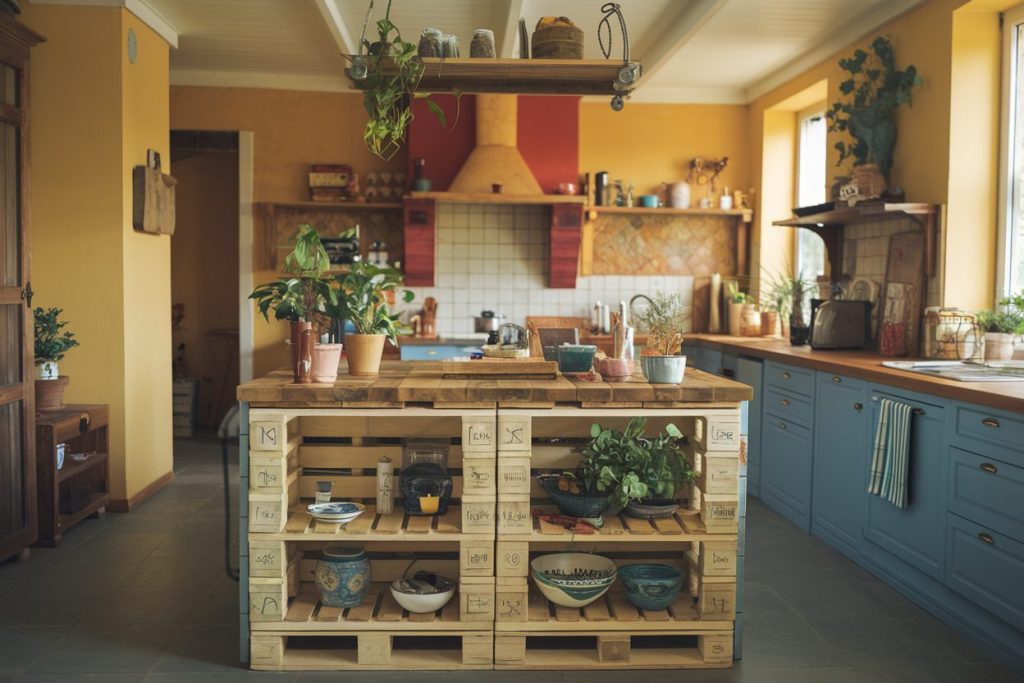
[0,437,1019,682]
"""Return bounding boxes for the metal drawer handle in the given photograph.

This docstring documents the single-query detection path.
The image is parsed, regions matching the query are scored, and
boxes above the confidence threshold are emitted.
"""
[978,533,995,545]
[781,398,790,407]
[832,376,842,383]
[782,371,791,379]
[982,417,1000,429]
[778,422,787,430]
[980,462,998,474]
[912,408,925,416]
[854,402,864,411]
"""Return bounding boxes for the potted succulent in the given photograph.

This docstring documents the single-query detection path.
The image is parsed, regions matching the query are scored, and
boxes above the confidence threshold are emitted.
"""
[250,225,338,384]
[977,293,1024,361]
[637,291,690,384]
[333,261,413,376]
[827,36,922,197]
[33,307,79,411]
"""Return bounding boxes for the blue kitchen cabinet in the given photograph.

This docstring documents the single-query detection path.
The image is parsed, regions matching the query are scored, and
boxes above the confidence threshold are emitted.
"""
[761,413,814,531]
[400,343,480,361]
[735,357,763,499]
[811,372,869,559]
[864,386,948,581]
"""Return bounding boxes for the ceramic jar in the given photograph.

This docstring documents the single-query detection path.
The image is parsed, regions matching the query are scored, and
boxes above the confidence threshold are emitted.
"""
[640,355,687,384]
[315,546,370,608]
[985,332,1016,361]
[739,304,762,336]
[669,181,691,209]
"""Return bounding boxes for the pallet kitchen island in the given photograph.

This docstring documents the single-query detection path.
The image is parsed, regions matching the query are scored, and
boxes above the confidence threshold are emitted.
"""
[237,361,752,671]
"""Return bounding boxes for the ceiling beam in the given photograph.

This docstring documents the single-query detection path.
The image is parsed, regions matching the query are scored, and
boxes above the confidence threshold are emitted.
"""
[744,0,927,102]
[313,0,357,56]
[634,0,730,86]
[499,0,526,58]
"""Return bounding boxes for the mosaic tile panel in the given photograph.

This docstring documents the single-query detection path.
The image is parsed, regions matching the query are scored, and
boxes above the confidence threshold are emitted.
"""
[590,213,739,276]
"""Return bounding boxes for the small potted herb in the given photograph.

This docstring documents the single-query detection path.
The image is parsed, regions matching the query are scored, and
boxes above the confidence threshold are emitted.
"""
[250,225,338,383]
[33,307,79,411]
[333,261,413,376]
[977,293,1024,361]
[637,291,690,384]
[726,282,748,336]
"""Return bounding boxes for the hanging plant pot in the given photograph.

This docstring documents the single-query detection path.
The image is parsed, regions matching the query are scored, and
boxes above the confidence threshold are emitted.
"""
[852,163,886,199]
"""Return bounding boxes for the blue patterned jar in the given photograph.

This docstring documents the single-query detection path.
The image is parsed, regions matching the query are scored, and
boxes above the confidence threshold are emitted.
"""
[315,546,370,608]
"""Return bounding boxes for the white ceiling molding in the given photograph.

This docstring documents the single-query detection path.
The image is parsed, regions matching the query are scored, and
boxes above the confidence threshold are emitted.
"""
[313,0,357,56]
[743,0,926,103]
[634,0,730,86]
[29,0,179,47]
[499,0,525,58]
[170,68,349,93]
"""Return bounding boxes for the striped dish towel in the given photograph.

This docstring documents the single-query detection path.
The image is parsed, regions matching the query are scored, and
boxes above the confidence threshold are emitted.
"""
[868,398,913,508]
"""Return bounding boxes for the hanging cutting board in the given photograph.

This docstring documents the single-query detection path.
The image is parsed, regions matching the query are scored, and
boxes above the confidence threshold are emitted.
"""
[132,165,177,235]
[877,231,926,355]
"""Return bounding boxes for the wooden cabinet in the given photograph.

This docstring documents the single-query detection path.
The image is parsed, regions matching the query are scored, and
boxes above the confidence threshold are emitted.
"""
[811,372,869,558]
[761,415,813,531]
[946,514,1024,631]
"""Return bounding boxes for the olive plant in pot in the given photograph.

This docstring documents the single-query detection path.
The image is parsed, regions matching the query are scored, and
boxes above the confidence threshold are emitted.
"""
[33,307,79,411]
[333,261,413,376]
[977,293,1024,361]
[250,225,338,384]
[637,291,690,384]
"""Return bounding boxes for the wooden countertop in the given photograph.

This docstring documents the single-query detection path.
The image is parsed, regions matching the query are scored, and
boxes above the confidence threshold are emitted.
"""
[237,360,752,408]
[686,334,1024,413]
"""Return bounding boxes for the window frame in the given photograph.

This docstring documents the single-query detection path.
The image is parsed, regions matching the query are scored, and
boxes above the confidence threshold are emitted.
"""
[997,4,1024,298]
[794,103,828,279]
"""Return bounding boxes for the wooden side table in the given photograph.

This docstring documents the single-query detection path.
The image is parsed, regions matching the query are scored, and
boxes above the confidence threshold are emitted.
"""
[35,405,110,546]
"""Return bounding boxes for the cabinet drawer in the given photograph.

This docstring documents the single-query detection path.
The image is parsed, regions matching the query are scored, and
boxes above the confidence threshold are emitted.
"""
[764,387,813,427]
[946,514,1024,630]
[764,361,814,397]
[948,447,1024,542]
[952,403,1024,468]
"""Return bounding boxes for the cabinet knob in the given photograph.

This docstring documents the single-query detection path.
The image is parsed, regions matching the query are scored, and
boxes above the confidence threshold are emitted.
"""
[832,376,842,383]
[980,462,998,474]
[982,417,1000,429]
[854,402,864,411]
[782,371,791,379]
[778,421,787,430]
[977,532,995,545]
[780,398,790,407]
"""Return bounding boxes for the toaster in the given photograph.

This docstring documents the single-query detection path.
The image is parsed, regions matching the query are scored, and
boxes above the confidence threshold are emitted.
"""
[809,299,872,350]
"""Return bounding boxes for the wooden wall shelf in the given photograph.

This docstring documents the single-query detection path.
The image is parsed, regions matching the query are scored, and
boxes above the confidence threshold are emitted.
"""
[408,192,585,205]
[772,201,941,278]
[347,58,640,96]
[264,201,403,212]
[587,205,753,223]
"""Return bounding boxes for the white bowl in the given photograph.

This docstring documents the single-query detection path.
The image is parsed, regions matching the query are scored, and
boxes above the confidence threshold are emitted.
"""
[390,582,456,613]
[530,552,617,608]
[307,501,366,525]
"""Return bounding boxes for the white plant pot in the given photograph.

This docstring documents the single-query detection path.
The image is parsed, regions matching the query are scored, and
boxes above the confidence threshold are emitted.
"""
[36,360,59,380]
[985,332,1016,362]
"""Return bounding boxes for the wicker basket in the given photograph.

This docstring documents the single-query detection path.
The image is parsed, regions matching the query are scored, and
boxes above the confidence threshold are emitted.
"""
[532,18,583,59]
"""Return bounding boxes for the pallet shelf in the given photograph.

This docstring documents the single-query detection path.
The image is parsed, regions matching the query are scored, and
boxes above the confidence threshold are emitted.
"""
[251,631,493,670]
[264,505,486,541]
[494,630,733,670]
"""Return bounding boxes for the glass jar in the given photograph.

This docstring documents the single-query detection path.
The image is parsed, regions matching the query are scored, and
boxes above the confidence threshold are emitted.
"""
[470,29,496,58]
[418,28,442,58]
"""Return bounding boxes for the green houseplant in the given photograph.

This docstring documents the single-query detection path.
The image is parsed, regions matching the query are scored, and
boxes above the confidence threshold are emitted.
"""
[332,261,413,376]
[33,307,79,411]
[636,291,690,384]
[977,293,1024,361]
[826,36,922,196]
[250,225,338,383]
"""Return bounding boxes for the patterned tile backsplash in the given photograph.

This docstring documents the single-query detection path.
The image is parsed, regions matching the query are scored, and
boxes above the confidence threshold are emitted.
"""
[840,216,940,308]
[403,203,694,337]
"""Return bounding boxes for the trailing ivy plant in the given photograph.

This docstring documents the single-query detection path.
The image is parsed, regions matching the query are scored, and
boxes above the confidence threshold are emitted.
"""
[34,307,79,362]
[569,417,694,508]
[826,36,922,180]
[249,225,337,324]
[332,261,414,345]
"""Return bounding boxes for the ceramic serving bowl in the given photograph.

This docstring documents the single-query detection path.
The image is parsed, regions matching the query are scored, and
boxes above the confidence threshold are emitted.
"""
[390,571,456,613]
[542,345,559,362]
[530,552,617,608]
[625,499,679,519]
[596,357,635,382]
[307,501,366,525]
[537,475,611,518]
[557,345,597,373]
[618,563,684,611]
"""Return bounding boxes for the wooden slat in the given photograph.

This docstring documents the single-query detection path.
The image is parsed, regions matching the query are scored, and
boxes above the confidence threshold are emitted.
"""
[528,588,550,622]
[405,515,433,534]
[582,598,611,622]
[286,591,319,622]
[553,605,580,622]
[315,605,344,622]
[345,589,380,622]
[374,513,404,534]
[607,592,640,621]
[375,591,404,622]
[652,516,684,535]
[620,515,655,535]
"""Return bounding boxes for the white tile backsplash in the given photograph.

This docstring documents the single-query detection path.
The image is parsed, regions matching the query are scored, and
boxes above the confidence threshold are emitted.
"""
[403,203,694,336]
[841,216,940,308]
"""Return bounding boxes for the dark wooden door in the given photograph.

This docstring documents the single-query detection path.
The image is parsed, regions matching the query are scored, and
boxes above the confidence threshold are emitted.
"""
[0,15,43,562]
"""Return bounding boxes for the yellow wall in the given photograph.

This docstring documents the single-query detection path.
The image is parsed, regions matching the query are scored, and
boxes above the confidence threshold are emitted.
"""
[169,87,404,377]
[579,103,750,199]
[24,4,172,503]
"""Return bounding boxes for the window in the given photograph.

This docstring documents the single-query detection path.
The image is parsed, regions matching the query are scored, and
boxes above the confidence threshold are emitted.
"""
[796,109,827,279]
[999,5,1024,296]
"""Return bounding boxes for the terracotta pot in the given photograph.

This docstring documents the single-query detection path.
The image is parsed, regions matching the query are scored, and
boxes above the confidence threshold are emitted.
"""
[345,334,386,376]
[311,343,343,383]
[739,304,762,336]
[853,163,886,199]
[727,302,744,336]
[35,375,70,412]
[985,332,1016,361]
[289,321,315,384]
[761,310,779,336]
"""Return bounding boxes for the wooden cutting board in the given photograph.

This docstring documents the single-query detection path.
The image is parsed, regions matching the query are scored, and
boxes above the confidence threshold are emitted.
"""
[440,359,558,379]
[878,231,926,355]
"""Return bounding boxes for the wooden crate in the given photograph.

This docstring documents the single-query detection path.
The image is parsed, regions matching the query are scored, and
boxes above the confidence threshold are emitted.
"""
[251,631,493,670]
[494,629,733,669]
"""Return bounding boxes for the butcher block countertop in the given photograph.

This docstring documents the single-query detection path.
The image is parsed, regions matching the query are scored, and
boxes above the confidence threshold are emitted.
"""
[237,360,752,408]
[686,334,1024,413]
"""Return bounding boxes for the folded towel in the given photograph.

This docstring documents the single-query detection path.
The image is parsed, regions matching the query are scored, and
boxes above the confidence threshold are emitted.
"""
[868,398,913,508]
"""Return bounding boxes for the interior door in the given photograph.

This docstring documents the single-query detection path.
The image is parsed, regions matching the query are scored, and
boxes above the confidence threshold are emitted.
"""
[0,48,35,561]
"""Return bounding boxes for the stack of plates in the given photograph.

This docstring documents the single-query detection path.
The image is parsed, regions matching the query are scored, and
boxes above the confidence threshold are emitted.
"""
[307,502,366,525]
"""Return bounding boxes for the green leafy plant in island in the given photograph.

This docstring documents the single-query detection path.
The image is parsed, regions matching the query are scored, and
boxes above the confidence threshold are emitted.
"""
[249,224,338,324]
[332,261,414,345]
[564,417,694,508]
[636,291,690,356]
[826,35,922,180]
[977,293,1024,337]
[34,307,79,362]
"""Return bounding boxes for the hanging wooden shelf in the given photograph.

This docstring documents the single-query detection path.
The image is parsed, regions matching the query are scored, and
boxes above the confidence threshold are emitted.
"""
[772,201,940,278]
[408,191,585,205]
[346,58,641,96]
[587,205,753,222]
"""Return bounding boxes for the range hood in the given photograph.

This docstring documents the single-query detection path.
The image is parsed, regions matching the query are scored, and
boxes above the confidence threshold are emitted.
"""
[448,94,543,195]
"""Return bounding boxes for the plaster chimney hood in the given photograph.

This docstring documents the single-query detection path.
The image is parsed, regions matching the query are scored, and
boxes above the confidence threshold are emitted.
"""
[448,94,541,196]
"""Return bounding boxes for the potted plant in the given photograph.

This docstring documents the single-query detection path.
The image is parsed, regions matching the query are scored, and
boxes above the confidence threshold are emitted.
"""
[761,269,813,338]
[34,307,80,411]
[789,275,813,346]
[826,36,922,197]
[250,225,337,383]
[636,291,690,384]
[725,282,752,336]
[333,261,413,376]
[977,294,1024,361]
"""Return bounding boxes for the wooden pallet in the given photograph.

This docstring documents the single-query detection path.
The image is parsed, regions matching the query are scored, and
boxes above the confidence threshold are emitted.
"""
[494,629,733,670]
[264,505,489,541]
[251,630,493,670]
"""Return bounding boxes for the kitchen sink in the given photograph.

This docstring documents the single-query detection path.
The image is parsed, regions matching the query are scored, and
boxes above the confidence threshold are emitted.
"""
[883,360,1024,382]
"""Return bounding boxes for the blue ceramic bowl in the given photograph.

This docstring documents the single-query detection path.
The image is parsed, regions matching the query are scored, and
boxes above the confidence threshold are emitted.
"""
[557,345,597,373]
[538,475,611,518]
[639,194,659,208]
[618,563,683,611]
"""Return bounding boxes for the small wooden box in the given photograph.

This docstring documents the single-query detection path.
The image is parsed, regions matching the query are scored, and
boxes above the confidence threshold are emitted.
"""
[250,420,288,452]
[497,541,529,577]
[498,496,532,534]
[697,582,737,619]
[496,577,529,622]
[249,455,287,491]
[699,632,734,663]
[248,540,286,578]
[697,453,739,495]
[462,417,497,455]
[690,540,737,577]
[460,577,496,622]
[461,495,495,534]
[703,417,741,453]
[497,414,531,452]
[249,489,289,533]
[460,537,495,577]
[462,458,497,494]
[249,578,288,622]
[498,457,531,495]
[700,493,739,532]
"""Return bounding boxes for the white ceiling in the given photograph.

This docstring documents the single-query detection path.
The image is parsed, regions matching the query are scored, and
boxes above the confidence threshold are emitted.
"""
[142,0,925,103]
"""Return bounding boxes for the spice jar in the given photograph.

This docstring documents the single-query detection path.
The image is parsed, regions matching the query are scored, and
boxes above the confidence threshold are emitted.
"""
[418,28,442,57]
[441,34,459,58]
[470,29,496,58]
